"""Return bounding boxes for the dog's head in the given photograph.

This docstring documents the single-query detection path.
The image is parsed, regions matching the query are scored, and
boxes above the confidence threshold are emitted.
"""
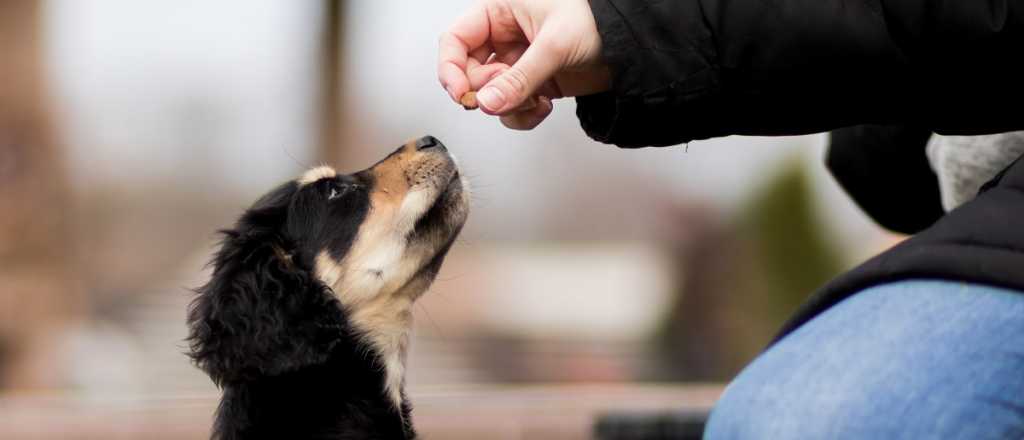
[187,136,468,407]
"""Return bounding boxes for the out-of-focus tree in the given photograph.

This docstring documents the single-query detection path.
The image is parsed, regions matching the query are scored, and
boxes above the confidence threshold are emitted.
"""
[317,0,348,164]
[738,159,845,328]
[0,0,80,389]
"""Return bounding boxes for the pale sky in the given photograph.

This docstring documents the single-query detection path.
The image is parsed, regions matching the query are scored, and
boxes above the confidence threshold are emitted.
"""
[44,0,882,246]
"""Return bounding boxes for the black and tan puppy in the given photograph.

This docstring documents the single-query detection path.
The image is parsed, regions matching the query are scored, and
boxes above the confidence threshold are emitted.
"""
[187,136,468,439]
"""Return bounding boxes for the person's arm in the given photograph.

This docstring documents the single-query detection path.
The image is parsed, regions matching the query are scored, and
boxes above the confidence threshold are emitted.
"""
[578,0,1024,148]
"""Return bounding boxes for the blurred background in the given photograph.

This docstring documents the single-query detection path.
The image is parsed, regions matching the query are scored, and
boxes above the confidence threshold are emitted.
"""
[0,1,901,438]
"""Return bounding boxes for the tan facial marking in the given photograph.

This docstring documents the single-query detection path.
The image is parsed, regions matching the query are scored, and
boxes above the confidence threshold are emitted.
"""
[364,141,417,217]
[309,140,461,411]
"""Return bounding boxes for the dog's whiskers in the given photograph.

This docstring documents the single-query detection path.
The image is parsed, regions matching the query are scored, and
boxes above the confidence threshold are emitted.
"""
[281,145,312,170]
[415,302,447,341]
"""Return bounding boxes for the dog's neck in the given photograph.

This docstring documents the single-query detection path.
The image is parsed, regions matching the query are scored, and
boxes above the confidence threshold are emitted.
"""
[291,245,438,439]
[213,333,416,439]
[348,293,414,410]
[318,251,435,414]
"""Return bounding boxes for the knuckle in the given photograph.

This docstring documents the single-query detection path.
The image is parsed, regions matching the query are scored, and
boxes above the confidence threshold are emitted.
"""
[438,31,458,48]
[537,35,569,57]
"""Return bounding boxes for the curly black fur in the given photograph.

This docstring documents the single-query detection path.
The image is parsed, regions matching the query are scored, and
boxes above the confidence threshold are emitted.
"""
[187,180,415,439]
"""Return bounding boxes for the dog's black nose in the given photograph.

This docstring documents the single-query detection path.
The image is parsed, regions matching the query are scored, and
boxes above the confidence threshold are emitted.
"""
[415,135,445,151]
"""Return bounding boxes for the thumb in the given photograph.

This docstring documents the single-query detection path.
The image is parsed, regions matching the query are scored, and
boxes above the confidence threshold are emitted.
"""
[476,38,561,114]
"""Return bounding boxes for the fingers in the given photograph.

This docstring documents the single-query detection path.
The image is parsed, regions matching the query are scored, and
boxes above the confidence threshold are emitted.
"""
[467,44,495,70]
[467,62,542,123]
[499,96,553,130]
[467,62,541,114]
[476,34,561,115]
[467,62,508,91]
[438,4,491,102]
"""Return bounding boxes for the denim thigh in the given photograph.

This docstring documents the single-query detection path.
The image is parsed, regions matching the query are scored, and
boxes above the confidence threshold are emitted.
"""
[704,280,1024,440]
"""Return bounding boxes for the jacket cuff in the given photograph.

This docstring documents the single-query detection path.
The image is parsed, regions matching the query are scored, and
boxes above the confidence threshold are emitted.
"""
[577,0,721,148]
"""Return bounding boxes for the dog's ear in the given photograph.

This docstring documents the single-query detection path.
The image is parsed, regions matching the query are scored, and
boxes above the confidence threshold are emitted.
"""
[187,183,347,385]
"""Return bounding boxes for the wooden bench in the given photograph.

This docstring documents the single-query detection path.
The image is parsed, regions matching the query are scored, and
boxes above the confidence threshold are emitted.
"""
[0,384,721,439]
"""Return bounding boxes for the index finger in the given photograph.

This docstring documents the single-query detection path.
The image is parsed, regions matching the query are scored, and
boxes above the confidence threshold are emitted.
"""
[438,4,492,102]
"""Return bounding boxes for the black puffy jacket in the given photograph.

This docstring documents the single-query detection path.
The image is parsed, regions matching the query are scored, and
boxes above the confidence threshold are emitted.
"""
[576,0,1024,342]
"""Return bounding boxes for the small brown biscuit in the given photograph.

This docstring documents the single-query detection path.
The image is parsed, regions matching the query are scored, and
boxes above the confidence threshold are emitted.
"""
[460,91,479,110]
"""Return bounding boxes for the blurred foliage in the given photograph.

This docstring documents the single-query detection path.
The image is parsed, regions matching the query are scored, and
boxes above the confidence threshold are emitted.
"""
[741,158,845,320]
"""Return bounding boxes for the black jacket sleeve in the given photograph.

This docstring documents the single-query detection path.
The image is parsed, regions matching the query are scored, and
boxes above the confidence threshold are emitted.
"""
[578,0,1024,148]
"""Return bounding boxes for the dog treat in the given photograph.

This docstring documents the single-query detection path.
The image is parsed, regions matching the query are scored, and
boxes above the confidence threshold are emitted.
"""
[460,91,479,110]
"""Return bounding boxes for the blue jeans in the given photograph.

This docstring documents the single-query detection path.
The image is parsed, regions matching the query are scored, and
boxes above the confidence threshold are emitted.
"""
[705,280,1024,440]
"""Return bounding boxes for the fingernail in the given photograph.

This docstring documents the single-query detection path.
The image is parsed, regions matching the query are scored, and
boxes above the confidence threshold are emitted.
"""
[476,87,505,112]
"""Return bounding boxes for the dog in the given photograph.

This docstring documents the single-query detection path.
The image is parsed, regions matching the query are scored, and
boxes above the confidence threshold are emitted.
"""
[187,136,469,439]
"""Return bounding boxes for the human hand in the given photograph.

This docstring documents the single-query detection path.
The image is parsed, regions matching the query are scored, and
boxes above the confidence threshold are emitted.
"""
[438,0,611,130]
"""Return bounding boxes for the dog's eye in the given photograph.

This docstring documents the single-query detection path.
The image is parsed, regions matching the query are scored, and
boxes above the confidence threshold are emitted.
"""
[327,182,353,200]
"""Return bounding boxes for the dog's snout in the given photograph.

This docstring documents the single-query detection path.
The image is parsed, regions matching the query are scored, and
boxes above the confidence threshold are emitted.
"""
[415,135,445,151]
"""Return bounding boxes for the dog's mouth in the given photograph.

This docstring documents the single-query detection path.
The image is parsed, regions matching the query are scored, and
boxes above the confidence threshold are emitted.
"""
[414,168,465,233]
[360,136,469,299]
